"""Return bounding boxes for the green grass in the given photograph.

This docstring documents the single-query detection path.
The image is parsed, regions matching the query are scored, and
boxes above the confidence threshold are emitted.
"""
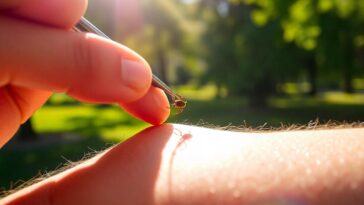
[1,90,364,192]
[32,104,149,142]
[172,97,364,127]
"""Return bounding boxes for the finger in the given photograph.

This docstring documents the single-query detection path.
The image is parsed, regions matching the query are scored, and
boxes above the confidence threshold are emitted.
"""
[0,87,21,148]
[7,86,52,123]
[0,0,87,28]
[0,86,51,147]
[0,16,153,105]
[121,87,170,125]
[0,0,21,9]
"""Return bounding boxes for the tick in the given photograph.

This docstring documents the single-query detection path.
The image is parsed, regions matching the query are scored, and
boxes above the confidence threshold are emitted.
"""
[173,98,187,114]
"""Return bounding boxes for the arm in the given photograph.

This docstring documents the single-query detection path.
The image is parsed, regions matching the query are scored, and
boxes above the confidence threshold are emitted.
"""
[2,124,364,205]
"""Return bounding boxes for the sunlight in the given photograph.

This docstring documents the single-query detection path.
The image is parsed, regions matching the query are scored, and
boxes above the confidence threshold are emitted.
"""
[180,0,198,4]
[109,0,144,38]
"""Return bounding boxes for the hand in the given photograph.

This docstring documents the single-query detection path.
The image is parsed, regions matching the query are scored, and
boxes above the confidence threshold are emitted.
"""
[0,0,170,148]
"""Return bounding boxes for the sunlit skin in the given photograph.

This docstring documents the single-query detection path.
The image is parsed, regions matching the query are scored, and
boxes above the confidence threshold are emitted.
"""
[2,125,364,205]
[0,0,170,147]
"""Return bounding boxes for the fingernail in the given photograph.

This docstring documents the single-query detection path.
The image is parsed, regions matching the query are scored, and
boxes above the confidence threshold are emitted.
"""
[153,90,171,110]
[121,59,150,91]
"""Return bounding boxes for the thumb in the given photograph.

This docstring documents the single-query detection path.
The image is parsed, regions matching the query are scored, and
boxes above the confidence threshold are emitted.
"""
[0,16,152,104]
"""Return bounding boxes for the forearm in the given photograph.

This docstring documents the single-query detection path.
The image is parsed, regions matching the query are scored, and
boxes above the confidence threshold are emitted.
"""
[2,124,364,205]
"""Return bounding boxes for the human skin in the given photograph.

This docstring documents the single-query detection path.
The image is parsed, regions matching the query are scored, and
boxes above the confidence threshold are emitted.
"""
[2,124,364,205]
[2,1,364,204]
[0,0,170,148]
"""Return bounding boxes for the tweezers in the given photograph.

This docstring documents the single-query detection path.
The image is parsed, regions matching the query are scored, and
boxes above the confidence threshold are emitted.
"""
[73,17,186,112]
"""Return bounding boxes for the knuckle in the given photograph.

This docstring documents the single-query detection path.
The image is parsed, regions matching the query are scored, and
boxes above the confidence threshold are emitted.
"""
[68,34,101,88]
[72,35,92,70]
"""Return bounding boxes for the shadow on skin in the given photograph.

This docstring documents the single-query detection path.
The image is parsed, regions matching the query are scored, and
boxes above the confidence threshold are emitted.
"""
[50,124,175,204]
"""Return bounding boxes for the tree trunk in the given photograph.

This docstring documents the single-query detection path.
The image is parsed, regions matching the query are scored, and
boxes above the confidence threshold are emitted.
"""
[157,45,168,84]
[344,69,353,93]
[248,74,274,108]
[341,29,354,93]
[155,31,168,84]
[307,56,317,96]
[216,82,223,99]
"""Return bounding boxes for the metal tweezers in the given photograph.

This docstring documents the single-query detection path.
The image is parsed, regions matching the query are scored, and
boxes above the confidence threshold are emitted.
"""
[73,17,186,111]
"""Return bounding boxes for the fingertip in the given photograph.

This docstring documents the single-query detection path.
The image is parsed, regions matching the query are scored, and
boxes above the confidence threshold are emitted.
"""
[120,87,170,125]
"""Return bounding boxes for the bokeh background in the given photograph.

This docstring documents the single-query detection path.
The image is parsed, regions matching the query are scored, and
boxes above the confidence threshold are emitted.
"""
[1,0,364,192]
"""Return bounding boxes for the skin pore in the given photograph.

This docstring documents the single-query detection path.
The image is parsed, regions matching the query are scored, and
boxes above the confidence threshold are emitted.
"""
[2,124,364,205]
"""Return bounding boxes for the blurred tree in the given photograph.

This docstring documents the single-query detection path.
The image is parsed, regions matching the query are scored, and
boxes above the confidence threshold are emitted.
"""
[139,0,186,83]
[175,65,192,85]
[242,0,364,93]
[200,1,302,105]
[199,0,364,105]
[199,0,237,98]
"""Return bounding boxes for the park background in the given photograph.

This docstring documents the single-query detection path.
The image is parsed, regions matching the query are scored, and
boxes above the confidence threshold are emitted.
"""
[1,0,364,192]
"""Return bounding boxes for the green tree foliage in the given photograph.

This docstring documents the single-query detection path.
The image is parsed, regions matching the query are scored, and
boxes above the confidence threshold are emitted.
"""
[200,0,364,105]
[240,0,364,92]
[200,1,303,105]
